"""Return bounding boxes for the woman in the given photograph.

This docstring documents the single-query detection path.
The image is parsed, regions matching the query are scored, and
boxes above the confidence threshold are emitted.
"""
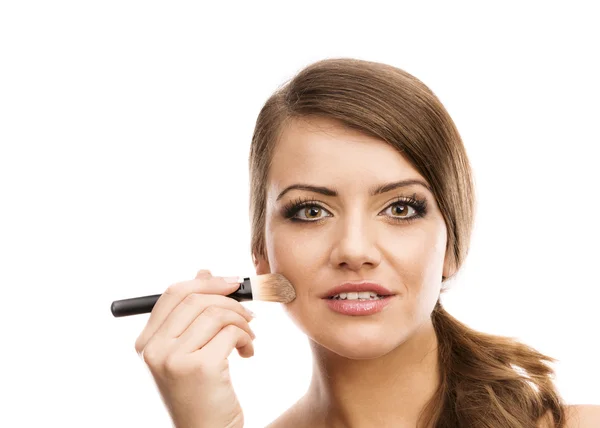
[135,58,598,427]
[248,58,598,427]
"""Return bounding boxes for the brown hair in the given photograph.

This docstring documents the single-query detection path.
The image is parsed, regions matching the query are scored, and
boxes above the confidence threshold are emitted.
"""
[248,57,567,427]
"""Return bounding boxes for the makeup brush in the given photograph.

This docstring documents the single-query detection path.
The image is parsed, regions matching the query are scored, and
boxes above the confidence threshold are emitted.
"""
[110,273,296,317]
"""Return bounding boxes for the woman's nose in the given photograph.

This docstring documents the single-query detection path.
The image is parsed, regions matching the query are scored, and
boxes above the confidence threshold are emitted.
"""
[329,217,382,271]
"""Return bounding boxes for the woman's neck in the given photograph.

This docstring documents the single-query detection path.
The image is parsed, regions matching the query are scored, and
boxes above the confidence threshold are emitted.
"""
[302,318,441,428]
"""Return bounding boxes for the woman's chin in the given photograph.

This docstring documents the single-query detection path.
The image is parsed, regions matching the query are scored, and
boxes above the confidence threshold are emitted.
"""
[311,333,402,360]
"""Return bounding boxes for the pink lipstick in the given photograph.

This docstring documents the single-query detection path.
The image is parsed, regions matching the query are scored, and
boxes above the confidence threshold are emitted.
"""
[320,281,397,316]
[324,295,394,316]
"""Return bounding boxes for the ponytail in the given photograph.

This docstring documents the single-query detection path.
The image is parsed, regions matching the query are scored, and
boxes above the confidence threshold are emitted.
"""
[417,299,568,427]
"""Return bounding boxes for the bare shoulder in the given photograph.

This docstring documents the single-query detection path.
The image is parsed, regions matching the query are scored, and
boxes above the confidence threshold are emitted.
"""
[265,412,313,428]
[264,413,296,428]
[264,403,311,428]
[265,396,327,428]
[563,404,600,428]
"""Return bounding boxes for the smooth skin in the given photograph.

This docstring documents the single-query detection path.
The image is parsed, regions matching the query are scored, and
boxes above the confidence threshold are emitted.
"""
[135,269,256,428]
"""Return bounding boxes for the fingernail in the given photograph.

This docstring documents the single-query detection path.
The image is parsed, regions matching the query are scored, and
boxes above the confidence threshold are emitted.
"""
[223,276,242,284]
[245,307,256,318]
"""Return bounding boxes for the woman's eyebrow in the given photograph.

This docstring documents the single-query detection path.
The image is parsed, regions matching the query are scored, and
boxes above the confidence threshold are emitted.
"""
[275,179,432,201]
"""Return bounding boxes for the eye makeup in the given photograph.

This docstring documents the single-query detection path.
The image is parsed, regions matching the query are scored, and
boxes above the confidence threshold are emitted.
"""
[279,192,428,225]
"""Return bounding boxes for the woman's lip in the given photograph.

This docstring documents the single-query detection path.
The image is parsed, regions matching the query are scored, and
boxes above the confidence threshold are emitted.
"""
[323,295,394,316]
[321,282,395,299]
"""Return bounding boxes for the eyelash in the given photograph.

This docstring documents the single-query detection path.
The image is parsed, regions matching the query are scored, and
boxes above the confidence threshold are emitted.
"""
[281,194,428,225]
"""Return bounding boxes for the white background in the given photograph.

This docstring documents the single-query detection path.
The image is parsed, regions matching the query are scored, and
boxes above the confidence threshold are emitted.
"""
[1,2,598,427]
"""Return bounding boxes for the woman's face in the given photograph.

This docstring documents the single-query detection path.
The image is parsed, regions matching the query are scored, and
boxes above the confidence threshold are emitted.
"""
[254,116,452,359]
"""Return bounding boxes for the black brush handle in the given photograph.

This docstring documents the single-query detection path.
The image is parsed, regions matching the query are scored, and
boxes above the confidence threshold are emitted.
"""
[110,278,252,317]
[111,294,161,317]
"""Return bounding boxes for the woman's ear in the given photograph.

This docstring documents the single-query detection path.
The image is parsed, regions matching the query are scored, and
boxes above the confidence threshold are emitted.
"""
[253,252,271,276]
[442,242,456,281]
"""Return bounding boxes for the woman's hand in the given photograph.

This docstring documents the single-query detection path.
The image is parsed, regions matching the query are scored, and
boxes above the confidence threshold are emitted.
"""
[134,269,256,428]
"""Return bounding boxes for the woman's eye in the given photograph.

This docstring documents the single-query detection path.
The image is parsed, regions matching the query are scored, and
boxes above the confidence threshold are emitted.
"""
[289,201,420,222]
[383,203,416,218]
[293,205,331,221]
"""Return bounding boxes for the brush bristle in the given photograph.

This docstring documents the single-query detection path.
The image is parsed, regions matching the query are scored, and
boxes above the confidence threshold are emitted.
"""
[251,273,296,303]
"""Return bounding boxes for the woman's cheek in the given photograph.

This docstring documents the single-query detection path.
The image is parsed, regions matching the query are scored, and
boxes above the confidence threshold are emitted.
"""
[271,225,327,269]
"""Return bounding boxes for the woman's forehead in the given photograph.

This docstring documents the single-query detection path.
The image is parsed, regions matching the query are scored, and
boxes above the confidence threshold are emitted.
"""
[270,117,421,186]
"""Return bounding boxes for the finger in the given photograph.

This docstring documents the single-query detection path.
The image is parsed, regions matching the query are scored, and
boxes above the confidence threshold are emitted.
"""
[195,269,211,279]
[194,324,255,363]
[154,294,254,342]
[143,307,255,367]
[135,276,242,354]
[175,306,256,354]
